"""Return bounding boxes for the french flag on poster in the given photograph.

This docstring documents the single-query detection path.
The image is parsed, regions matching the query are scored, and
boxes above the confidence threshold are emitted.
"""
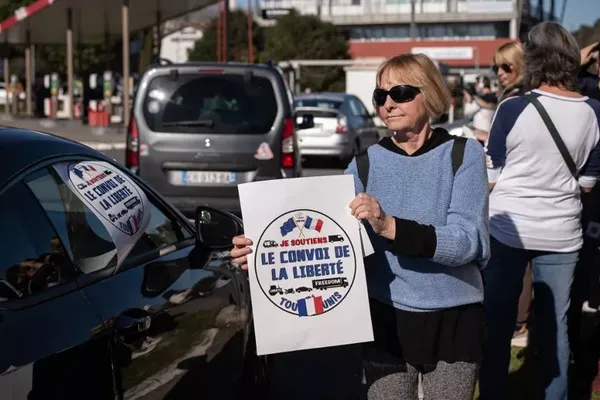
[304,216,323,232]
[297,295,325,317]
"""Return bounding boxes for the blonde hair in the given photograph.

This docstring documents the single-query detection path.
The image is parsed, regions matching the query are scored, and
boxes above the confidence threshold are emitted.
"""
[492,42,524,79]
[376,54,451,118]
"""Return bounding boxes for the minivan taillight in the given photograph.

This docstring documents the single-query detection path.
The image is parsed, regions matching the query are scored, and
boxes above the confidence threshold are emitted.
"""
[281,117,295,169]
[126,117,140,174]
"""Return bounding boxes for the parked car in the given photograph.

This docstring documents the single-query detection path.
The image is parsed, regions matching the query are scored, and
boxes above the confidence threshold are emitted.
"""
[0,82,26,106]
[0,127,266,399]
[127,62,301,217]
[294,93,380,164]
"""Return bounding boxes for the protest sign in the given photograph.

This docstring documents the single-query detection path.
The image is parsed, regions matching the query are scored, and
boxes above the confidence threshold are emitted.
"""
[54,161,151,267]
[238,175,373,355]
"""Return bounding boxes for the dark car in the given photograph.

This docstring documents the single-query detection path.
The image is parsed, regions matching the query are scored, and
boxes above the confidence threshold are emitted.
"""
[0,128,266,399]
[126,62,302,217]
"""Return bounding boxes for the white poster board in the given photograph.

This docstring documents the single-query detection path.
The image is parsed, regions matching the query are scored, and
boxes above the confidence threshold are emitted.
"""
[239,175,373,355]
[54,161,151,267]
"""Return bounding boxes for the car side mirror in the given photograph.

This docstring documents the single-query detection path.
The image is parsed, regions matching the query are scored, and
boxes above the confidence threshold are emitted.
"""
[296,114,315,129]
[195,206,243,249]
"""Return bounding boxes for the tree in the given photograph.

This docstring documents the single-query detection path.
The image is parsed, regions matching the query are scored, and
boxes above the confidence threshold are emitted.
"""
[262,10,350,92]
[188,10,264,62]
[572,19,600,48]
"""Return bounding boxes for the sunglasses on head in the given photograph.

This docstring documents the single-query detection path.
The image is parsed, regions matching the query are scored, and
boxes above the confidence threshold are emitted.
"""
[373,85,420,107]
[492,63,512,74]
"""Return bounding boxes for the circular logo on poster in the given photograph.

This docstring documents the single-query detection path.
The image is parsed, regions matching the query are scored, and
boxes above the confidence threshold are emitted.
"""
[255,209,356,317]
[67,162,146,236]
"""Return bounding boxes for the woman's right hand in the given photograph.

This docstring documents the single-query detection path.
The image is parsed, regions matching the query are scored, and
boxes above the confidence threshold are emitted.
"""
[231,235,253,270]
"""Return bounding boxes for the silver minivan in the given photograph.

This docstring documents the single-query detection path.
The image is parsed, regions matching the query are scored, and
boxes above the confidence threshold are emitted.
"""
[126,62,301,216]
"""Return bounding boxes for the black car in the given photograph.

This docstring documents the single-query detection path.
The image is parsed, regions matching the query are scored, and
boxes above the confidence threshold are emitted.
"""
[0,127,266,399]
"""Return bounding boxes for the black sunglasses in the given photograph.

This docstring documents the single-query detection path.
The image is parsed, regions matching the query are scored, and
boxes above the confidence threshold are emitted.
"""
[492,63,512,74]
[373,85,420,107]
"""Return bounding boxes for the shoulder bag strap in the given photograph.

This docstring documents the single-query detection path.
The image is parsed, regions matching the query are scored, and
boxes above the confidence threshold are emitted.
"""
[524,93,577,178]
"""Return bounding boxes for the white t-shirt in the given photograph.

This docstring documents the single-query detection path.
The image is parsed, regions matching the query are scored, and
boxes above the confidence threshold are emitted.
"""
[486,89,600,252]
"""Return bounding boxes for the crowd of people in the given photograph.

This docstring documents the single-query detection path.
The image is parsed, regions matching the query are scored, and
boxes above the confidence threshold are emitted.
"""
[231,21,600,400]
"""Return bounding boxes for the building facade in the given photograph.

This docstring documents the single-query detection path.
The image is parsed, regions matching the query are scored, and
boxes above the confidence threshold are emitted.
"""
[258,0,539,74]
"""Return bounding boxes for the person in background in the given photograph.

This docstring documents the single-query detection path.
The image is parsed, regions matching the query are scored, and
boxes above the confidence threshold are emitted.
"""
[493,41,525,101]
[579,42,600,101]
[463,76,498,143]
[231,53,490,400]
[568,41,600,368]
[490,40,534,349]
[480,22,600,400]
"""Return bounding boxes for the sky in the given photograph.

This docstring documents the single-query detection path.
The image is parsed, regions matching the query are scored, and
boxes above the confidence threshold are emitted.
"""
[559,0,600,31]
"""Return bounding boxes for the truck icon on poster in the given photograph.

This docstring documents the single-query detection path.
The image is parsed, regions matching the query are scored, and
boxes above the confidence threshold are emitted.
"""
[268,285,283,296]
[328,234,344,243]
[312,277,349,290]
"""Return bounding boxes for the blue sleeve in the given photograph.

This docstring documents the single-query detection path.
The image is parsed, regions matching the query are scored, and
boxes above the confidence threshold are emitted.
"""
[485,97,527,181]
[580,99,600,186]
[432,139,490,268]
[344,156,365,195]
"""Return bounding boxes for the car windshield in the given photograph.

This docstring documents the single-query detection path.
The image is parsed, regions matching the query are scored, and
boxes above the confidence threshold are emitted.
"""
[142,73,278,134]
[294,99,342,109]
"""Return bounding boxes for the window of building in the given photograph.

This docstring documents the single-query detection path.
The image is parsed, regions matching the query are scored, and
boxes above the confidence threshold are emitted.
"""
[347,22,509,40]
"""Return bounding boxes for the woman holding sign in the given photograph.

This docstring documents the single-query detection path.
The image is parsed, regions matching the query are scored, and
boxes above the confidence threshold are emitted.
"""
[231,53,489,400]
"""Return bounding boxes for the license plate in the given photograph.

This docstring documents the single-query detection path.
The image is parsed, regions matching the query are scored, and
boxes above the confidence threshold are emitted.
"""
[180,171,236,185]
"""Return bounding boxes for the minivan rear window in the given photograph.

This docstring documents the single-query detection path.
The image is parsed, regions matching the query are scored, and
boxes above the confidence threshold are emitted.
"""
[142,73,278,134]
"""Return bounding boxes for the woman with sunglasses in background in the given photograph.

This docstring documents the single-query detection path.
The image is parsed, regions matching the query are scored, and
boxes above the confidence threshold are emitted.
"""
[231,53,490,400]
[489,39,535,351]
[493,41,525,102]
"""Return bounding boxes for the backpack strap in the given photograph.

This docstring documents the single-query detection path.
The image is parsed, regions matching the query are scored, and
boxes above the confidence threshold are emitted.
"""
[356,137,463,190]
[451,136,467,176]
[355,152,370,191]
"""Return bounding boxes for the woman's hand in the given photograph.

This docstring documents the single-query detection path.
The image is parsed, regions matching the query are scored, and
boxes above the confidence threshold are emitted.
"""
[231,235,253,270]
[349,193,395,240]
[581,42,599,66]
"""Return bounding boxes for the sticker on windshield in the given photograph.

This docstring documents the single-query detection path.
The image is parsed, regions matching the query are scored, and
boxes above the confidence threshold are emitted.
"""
[255,142,274,160]
[53,161,151,267]
[147,100,160,114]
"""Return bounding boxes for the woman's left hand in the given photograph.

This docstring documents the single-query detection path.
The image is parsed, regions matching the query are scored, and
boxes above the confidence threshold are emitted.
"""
[349,193,395,239]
